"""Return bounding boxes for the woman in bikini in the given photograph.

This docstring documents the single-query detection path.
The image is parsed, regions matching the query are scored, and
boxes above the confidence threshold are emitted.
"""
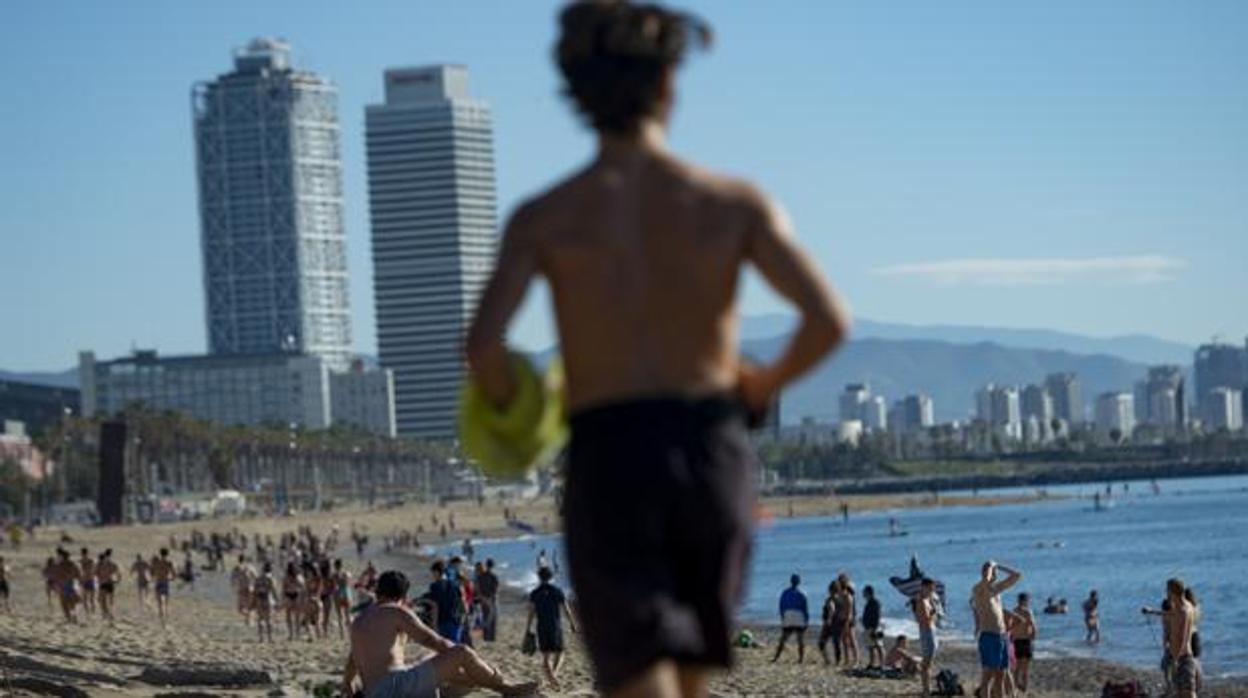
[281,562,303,641]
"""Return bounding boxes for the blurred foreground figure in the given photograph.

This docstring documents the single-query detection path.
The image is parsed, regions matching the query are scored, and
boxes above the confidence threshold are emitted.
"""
[466,2,849,695]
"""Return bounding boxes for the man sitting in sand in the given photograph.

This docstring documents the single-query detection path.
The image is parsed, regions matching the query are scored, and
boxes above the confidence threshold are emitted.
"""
[151,548,176,627]
[1142,578,1200,698]
[970,560,1022,698]
[883,635,920,676]
[343,570,536,698]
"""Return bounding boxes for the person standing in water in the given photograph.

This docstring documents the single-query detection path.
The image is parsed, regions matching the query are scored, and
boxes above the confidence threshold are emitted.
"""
[464,2,848,695]
[1083,589,1100,644]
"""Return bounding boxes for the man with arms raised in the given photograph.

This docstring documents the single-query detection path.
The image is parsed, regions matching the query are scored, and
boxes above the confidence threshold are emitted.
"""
[343,570,534,698]
[465,3,848,696]
[970,561,1022,698]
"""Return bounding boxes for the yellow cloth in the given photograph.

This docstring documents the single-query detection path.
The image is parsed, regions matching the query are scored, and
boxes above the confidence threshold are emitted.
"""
[459,353,568,478]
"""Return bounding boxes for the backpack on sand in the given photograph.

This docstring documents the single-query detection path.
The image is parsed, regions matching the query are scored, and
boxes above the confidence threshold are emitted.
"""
[935,668,965,696]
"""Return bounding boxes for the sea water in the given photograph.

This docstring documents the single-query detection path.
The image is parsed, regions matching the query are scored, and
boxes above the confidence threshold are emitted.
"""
[456,473,1248,677]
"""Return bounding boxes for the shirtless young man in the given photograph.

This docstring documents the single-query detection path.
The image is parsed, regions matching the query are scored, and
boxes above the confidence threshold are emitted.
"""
[1011,592,1037,693]
[343,570,536,698]
[970,561,1023,698]
[52,548,82,623]
[1083,589,1101,644]
[464,4,848,696]
[79,547,97,617]
[131,553,151,611]
[912,578,940,697]
[151,548,176,627]
[96,549,121,622]
[1143,579,1201,698]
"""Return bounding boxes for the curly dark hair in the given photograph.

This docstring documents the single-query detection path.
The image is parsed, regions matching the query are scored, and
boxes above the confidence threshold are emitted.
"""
[555,0,711,135]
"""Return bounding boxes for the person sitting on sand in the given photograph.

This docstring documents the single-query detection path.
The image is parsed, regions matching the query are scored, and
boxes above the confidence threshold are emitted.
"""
[525,565,578,690]
[130,553,151,612]
[970,560,1022,698]
[1011,592,1036,694]
[884,635,920,676]
[771,574,809,663]
[151,548,176,628]
[1083,589,1100,644]
[79,547,97,617]
[253,562,277,643]
[0,555,11,614]
[96,549,120,623]
[52,547,82,623]
[343,570,537,698]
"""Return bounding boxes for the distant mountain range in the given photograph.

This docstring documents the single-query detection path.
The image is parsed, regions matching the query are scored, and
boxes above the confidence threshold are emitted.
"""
[740,313,1196,366]
[3,316,1192,425]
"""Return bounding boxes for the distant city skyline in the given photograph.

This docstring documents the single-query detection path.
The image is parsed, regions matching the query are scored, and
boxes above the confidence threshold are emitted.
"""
[2,1,1246,371]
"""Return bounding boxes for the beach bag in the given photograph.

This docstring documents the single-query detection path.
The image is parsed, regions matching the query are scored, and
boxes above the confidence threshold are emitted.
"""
[935,669,964,696]
[522,630,538,656]
[1101,680,1146,698]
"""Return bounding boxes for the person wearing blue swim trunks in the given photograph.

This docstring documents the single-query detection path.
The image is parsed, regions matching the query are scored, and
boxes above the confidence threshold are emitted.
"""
[970,560,1022,698]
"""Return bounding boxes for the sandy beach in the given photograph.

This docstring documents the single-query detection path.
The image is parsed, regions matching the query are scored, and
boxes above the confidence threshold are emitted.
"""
[2,493,1244,697]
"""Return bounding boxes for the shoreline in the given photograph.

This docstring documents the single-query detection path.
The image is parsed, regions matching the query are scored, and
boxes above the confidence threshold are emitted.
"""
[2,491,1245,696]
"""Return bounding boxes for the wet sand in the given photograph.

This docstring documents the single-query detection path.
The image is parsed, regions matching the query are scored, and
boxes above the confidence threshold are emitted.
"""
[1,494,1243,697]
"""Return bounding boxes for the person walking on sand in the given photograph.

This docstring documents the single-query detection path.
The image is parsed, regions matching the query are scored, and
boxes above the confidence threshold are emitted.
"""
[78,547,97,617]
[130,553,151,612]
[1083,589,1100,644]
[913,578,940,697]
[231,555,256,626]
[1143,579,1201,698]
[96,549,120,623]
[332,559,353,638]
[970,561,1023,698]
[772,574,810,663]
[43,557,57,611]
[52,547,82,623]
[526,565,579,690]
[464,1,848,696]
[1012,592,1036,693]
[343,570,537,698]
[253,562,277,643]
[0,555,11,613]
[151,549,176,628]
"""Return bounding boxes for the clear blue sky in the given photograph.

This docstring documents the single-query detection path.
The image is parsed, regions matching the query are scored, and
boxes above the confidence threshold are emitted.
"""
[2,1,1245,372]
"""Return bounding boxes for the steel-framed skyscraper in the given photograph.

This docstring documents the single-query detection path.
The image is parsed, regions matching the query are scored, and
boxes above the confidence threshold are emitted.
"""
[365,65,497,438]
[193,38,352,370]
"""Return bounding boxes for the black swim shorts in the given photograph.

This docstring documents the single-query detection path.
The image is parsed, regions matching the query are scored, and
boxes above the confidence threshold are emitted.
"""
[564,396,756,691]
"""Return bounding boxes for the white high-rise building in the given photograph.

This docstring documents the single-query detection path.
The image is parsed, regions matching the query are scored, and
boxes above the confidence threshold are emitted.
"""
[193,39,353,370]
[1201,387,1243,431]
[839,383,871,424]
[365,66,497,439]
[1095,392,1136,441]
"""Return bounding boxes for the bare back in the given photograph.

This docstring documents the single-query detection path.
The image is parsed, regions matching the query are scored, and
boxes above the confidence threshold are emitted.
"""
[349,602,439,691]
[514,153,770,411]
